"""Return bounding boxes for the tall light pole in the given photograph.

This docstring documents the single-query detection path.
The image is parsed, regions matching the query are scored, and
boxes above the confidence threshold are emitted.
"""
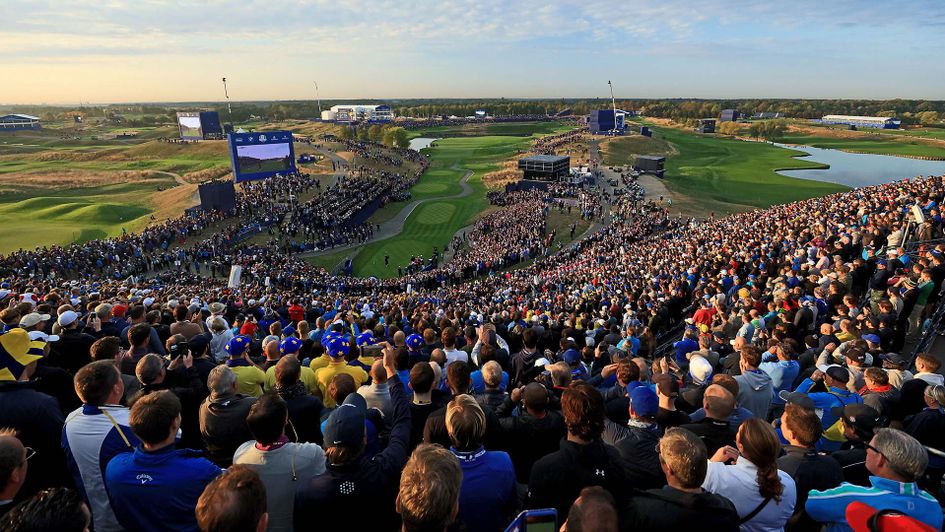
[222,77,233,125]
[313,81,322,115]
[608,80,618,135]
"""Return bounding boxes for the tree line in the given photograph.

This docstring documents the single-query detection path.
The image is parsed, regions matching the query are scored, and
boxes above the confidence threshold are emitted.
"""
[338,124,410,149]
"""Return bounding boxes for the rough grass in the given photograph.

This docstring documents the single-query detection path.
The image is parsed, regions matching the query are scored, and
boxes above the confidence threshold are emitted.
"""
[600,135,677,165]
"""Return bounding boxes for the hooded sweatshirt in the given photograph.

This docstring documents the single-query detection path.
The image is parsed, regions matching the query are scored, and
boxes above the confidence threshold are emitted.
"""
[735,369,773,419]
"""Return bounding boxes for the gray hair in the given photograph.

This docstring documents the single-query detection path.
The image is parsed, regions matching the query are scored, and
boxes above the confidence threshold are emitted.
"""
[482,361,502,388]
[135,354,164,385]
[872,428,928,481]
[95,303,113,319]
[925,384,945,408]
[209,317,227,333]
[207,365,237,398]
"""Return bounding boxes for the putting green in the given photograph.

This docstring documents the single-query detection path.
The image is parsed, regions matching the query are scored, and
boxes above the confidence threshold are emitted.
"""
[414,202,457,225]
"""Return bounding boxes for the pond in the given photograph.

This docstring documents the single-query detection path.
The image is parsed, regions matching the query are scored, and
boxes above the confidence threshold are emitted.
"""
[774,143,945,188]
[408,137,439,152]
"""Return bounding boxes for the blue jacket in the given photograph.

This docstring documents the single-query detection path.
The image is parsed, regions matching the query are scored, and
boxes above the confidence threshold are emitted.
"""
[105,444,222,532]
[760,359,800,405]
[794,378,862,451]
[806,476,943,532]
[452,447,518,532]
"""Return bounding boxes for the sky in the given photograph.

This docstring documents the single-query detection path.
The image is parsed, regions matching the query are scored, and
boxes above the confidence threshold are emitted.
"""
[2,0,944,104]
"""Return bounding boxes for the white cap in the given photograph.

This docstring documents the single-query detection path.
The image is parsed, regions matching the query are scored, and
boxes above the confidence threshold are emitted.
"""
[143,297,155,307]
[29,330,59,343]
[57,310,79,327]
[19,313,51,328]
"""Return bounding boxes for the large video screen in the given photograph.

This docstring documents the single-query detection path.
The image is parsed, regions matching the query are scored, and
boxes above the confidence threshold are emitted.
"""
[177,112,203,139]
[228,131,296,182]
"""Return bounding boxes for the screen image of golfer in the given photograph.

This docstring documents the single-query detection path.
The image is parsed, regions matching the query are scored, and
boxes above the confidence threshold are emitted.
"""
[236,143,292,174]
[178,115,203,138]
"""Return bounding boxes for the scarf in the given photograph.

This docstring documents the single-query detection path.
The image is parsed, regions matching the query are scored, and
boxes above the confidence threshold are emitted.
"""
[277,380,308,401]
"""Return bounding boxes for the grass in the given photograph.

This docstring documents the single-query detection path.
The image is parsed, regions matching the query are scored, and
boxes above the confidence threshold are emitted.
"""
[777,133,945,159]
[547,209,592,248]
[644,125,848,209]
[600,135,676,166]
[348,134,537,278]
[305,248,355,273]
[407,121,572,139]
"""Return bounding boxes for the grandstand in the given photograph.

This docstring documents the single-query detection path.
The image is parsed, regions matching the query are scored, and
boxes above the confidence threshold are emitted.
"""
[321,104,394,123]
[820,114,901,129]
[0,113,41,130]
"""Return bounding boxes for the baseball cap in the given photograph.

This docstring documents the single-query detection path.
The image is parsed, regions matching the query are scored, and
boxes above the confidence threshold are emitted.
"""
[28,330,59,343]
[356,331,376,347]
[405,333,423,351]
[846,501,938,532]
[652,373,679,398]
[562,349,581,366]
[830,403,882,436]
[188,334,210,355]
[325,335,350,358]
[876,259,888,267]
[57,310,79,327]
[778,390,815,410]
[880,352,906,367]
[323,392,366,447]
[817,364,850,383]
[629,386,659,418]
[844,350,867,364]
[280,336,303,355]
[0,329,44,381]
[19,313,50,328]
[282,325,297,337]
[225,335,251,357]
[689,355,713,384]
[862,334,881,344]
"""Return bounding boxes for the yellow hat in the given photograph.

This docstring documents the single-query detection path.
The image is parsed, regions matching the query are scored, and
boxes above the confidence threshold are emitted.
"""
[0,329,44,381]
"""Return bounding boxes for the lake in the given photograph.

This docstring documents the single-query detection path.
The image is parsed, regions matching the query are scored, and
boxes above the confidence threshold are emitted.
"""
[774,143,945,188]
[408,137,439,151]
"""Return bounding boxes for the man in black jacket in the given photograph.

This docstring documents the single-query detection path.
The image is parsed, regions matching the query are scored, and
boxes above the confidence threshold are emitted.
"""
[623,427,739,531]
[510,328,542,387]
[294,342,410,531]
[603,386,664,490]
[199,365,257,467]
[274,355,323,444]
[48,310,95,374]
[777,404,843,532]
[679,384,736,456]
[495,382,567,483]
[526,382,629,518]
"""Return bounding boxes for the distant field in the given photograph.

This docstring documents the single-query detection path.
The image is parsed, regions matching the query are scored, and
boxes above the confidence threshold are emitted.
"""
[600,135,676,165]
[777,133,945,159]
[408,121,572,139]
[644,125,848,210]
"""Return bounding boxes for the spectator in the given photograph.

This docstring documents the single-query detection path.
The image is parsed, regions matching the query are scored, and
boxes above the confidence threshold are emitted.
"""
[859,367,900,418]
[777,404,843,532]
[274,356,324,444]
[224,336,266,397]
[899,353,943,418]
[90,336,140,403]
[234,393,326,532]
[209,317,234,363]
[562,486,619,532]
[527,382,629,518]
[734,346,773,420]
[623,427,739,531]
[0,487,90,532]
[195,465,268,532]
[0,328,68,499]
[604,385,664,489]
[0,430,29,518]
[495,382,567,483]
[264,338,319,395]
[652,373,690,431]
[294,344,410,530]
[446,394,516,532]
[48,310,94,374]
[704,418,796,531]
[424,362,479,448]
[794,365,863,451]
[680,384,737,456]
[807,428,943,532]
[357,359,391,421]
[170,305,202,340]
[397,444,462,532]
[903,384,945,502]
[760,342,800,420]
[131,353,204,449]
[879,352,912,390]
[199,366,256,467]
[62,361,139,532]
[312,334,368,406]
[105,390,222,532]
[474,360,507,411]
[408,362,440,449]
[830,404,884,487]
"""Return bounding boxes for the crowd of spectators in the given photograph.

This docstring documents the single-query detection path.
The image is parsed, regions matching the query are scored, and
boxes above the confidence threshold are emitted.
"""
[0,171,944,530]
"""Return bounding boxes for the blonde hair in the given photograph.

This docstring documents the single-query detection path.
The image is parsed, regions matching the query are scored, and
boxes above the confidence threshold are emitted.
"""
[399,444,461,532]
[445,394,486,451]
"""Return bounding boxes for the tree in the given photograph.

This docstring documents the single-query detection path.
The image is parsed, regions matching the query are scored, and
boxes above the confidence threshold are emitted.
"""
[382,127,396,146]
[338,125,353,140]
[357,127,370,141]
[392,127,409,149]
[368,124,383,142]
[718,121,741,136]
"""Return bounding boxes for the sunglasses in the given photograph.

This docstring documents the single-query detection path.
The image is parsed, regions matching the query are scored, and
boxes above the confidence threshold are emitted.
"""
[863,442,885,459]
[24,447,36,463]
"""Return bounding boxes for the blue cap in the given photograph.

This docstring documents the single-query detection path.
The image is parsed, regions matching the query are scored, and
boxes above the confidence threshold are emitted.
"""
[323,392,366,447]
[562,349,581,366]
[282,325,297,337]
[225,335,251,356]
[629,386,659,418]
[280,336,303,354]
[325,335,350,358]
[356,331,376,347]
[876,260,888,267]
[862,334,881,344]
[406,333,423,351]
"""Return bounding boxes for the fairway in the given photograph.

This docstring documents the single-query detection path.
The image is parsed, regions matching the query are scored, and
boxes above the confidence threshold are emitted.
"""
[646,125,848,209]
[600,135,676,165]
[346,134,541,278]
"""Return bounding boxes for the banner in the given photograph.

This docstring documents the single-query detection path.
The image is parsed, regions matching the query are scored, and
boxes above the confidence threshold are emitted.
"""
[228,265,242,289]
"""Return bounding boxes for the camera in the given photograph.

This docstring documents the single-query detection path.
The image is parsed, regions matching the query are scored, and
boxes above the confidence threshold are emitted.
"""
[169,341,189,360]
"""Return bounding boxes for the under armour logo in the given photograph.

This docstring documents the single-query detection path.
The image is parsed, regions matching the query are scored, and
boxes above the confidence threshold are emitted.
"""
[339,481,355,495]
[595,469,605,477]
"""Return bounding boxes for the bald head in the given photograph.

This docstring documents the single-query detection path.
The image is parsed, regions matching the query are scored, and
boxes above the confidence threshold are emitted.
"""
[393,331,405,347]
[370,359,387,384]
[703,384,735,420]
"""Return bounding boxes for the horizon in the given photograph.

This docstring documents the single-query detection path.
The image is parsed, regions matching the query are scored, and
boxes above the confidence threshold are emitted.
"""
[2,0,944,105]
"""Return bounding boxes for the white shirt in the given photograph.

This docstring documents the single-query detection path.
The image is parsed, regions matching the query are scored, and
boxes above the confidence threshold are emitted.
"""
[443,347,468,367]
[703,458,796,532]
